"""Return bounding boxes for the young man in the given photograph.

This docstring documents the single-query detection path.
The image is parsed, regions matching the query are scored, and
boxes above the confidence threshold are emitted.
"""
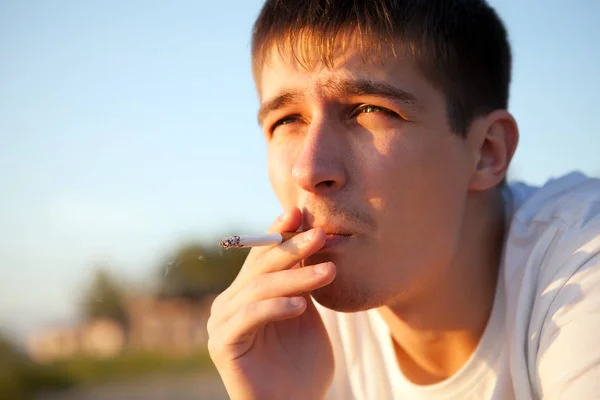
[208,0,600,398]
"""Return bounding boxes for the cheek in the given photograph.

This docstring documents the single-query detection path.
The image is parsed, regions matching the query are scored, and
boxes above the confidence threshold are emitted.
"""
[357,131,412,210]
[372,127,469,205]
[267,144,297,207]
[364,131,469,268]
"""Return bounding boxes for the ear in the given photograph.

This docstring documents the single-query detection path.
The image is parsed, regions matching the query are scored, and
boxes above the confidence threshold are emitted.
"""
[468,110,519,191]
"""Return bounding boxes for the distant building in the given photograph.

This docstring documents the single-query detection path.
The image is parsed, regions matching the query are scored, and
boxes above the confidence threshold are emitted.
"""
[126,295,214,355]
[27,295,215,363]
[28,318,124,363]
[80,318,126,358]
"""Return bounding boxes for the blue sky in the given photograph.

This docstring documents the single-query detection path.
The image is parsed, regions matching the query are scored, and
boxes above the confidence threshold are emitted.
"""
[1,0,599,341]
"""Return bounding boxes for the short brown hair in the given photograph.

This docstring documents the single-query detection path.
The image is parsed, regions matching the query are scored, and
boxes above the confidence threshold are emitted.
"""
[251,0,512,135]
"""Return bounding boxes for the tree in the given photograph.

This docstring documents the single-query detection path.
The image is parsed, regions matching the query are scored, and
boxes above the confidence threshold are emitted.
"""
[158,241,249,300]
[0,332,72,398]
[80,268,128,327]
[0,333,29,399]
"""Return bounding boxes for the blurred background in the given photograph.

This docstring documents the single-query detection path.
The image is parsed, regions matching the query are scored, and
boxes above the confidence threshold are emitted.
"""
[0,0,598,399]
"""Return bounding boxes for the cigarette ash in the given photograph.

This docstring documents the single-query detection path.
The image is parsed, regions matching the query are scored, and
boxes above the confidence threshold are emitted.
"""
[219,235,242,249]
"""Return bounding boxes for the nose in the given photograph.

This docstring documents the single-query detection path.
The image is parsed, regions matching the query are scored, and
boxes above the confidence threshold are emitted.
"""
[291,117,347,194]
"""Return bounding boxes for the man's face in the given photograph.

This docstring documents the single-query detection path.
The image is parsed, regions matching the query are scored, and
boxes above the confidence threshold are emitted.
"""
[257,43,477,312]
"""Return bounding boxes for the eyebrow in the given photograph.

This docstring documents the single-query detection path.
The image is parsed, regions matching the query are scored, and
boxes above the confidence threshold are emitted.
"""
[257,78,421,126]
[331,79,420,107]
[258,90,303,126]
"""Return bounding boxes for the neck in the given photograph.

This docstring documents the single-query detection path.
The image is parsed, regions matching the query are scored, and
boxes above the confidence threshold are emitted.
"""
[378,189,506,385]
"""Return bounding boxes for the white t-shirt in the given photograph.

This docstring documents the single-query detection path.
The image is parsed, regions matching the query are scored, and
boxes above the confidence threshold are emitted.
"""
[316,172,600,399]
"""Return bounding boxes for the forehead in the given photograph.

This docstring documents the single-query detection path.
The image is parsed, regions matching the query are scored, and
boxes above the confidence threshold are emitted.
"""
[256,42,426,101]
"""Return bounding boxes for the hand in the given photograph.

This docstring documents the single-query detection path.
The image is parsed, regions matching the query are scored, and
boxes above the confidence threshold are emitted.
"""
[207,207,336,400]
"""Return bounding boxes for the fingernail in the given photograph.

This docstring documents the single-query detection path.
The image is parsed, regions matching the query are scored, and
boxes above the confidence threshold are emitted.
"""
[314,263,329,275]
[304,229,315,243]
[277,212,288,223]
[289,297,304,308]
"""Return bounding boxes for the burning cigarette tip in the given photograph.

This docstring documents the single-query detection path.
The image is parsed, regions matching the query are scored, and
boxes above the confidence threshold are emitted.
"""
[219,235,242,249]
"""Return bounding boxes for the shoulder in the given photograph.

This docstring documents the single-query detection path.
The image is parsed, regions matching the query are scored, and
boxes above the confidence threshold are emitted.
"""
[504,171,600,282]
[501,173,600,397]
[509,171,600,229]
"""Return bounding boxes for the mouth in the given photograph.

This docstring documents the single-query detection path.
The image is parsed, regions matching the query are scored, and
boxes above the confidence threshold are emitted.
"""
[322,232,354,249]
[303,224,354,237]
[300,217,358,249]
[324,232,352,238]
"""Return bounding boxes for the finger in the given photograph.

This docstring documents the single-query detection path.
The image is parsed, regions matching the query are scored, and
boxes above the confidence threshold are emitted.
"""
[211,261,334,332]
[266,207,302,234]
[243,208,302,264]
[236,207,303,278]
[220,296,307,346]
[231,262,335,310]
[231,227,326,293]
[254,227,326,274]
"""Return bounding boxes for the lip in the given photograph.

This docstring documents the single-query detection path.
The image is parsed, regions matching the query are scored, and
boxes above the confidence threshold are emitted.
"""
[322,233,353,249]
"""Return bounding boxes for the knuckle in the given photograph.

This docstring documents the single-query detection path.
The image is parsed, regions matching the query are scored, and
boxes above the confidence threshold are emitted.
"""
[209,295,223,317]
[242,300,259,317]
[248,276,268,298]
[207,336,220,358]
[206,315,216,334]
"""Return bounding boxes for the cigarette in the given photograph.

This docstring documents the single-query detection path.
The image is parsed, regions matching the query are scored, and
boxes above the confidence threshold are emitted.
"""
[219,232,298,249]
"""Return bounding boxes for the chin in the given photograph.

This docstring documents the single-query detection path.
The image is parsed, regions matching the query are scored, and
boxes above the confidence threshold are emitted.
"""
[304,246,389,312]
[310,273,384,313]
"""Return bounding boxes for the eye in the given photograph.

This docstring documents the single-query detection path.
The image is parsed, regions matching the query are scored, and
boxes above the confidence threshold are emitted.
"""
[351,104,398,118]
[271,115,301,132]
[360,105,383,114]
